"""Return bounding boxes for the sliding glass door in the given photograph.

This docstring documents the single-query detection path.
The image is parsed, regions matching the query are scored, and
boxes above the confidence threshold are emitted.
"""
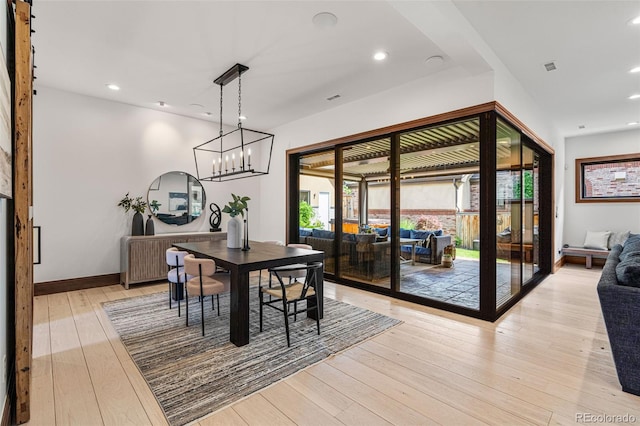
[288,104,553,321]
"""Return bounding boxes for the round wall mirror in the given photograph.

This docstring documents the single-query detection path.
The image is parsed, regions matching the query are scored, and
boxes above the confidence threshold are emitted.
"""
[147,171,206,226]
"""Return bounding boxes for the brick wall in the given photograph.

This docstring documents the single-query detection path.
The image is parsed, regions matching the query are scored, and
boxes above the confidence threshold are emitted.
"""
[584,161,640,198]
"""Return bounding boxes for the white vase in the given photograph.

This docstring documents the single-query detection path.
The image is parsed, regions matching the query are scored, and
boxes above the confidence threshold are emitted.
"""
[227,216,243,248]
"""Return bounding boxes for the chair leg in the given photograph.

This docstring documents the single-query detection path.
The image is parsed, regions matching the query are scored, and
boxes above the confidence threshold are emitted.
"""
[283,298,291,347]
[259,290,264,332]
[185,290,189,327]
[177,280,182,318]
[211,295,214,311]
[200,292,205,336]
[314,293,320,335]
[217,294,220,316]
[293,301,297,322]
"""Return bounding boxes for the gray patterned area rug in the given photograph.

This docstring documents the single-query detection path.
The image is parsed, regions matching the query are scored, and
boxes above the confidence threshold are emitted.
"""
[103,290,401,426]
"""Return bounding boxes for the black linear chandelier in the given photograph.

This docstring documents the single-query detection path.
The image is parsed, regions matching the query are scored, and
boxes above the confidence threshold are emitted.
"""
[193,64,274,182]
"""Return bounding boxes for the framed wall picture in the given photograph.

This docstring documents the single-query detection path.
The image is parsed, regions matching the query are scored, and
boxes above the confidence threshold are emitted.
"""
[575,153,640,203]
[0,48,11,199]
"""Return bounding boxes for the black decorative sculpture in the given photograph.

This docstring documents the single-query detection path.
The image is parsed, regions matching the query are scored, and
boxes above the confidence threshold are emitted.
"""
[209,203,222,232]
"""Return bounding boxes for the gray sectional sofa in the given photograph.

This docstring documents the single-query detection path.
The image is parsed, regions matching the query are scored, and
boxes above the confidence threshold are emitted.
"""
[597,234,640,396]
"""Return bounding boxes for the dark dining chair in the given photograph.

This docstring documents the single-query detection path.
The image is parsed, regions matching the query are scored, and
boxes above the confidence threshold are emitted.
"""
[259,261,323,347]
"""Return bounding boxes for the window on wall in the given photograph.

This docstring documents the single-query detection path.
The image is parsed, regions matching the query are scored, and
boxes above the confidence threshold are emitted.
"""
[575,153,640,202]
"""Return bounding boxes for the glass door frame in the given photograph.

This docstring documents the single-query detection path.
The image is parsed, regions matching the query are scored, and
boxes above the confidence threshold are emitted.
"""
[286,103,554,322]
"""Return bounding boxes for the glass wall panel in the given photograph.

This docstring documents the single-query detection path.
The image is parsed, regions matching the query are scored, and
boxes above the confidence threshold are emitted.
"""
[496,119,521,307]
[299,150,336,274]
[340,140,391,288]
[397,119,480,310]
[522,145,535,283]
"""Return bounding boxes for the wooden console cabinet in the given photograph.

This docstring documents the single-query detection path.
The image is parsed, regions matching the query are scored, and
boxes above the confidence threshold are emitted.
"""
[120,232,227,289]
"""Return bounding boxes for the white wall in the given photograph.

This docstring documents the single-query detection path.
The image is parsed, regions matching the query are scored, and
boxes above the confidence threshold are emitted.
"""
[34,64,560,281]
[256,70,495,242]
[33,86,259,282]
[563,128,640,246]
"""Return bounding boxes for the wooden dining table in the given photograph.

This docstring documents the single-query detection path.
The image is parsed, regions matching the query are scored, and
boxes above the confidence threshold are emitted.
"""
[173,239,324,347]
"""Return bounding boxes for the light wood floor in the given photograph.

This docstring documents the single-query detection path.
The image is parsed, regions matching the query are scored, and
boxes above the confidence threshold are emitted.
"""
[27,265,640,425]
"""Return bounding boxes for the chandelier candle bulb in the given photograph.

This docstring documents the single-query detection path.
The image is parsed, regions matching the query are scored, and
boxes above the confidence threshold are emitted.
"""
[225,155,229,173]
[232,153,235,170]
[248,149,251,168]
[218,157,222,174]
[240,150,244,170]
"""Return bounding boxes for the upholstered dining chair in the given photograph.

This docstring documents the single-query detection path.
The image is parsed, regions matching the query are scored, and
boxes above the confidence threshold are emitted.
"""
[183,254,230,336]
[259,261,323,347]
[166,247,191,317]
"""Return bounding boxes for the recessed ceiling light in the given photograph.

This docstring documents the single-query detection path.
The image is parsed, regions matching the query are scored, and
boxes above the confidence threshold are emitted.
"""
[629,94,640,100]
[627,121,639,126]
[630,66,640,73]
[158,101,168,107]
[631,15,640,25]
[106,83,120,91]
[312,12,337,28]
[190,103,204,109]
[202,112,212,117]
[239,115,247,121]
[373,51,388,61]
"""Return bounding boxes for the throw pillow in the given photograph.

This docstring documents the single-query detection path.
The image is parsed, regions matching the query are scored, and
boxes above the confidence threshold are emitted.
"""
[615,251,640,287]
[410,230,434,240]
[620,234,640,261]
[608,231,630,249]
[583,230,611,250]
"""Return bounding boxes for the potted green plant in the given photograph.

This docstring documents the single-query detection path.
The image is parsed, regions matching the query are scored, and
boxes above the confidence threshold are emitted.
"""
[118,193,148,236]
[222,194,250,249]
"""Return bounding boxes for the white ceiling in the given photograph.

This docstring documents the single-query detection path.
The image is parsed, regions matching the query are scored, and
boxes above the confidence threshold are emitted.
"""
[32,1,640,139]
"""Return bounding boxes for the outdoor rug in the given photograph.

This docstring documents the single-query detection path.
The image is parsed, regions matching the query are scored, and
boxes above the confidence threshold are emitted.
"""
[103,291,401,426]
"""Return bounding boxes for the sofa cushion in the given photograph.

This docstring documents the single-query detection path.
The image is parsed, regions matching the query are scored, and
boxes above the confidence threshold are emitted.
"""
[399,228,411,238]
[342,233,356,242]
[608,231,630,249]
[299,228,312,237]
[584,230,611,250]
[620,234,640,261]
[615,251,640,287]
[311,229,334,239]
[400,245,431,255]
[410,230,435,240]
[374,227,388,237]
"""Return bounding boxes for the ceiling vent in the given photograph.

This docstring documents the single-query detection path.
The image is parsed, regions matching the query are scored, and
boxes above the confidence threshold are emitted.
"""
[544,61,557,72]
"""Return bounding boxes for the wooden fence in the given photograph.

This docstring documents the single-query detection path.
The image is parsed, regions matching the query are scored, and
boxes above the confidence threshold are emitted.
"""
[455,213,511,249]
